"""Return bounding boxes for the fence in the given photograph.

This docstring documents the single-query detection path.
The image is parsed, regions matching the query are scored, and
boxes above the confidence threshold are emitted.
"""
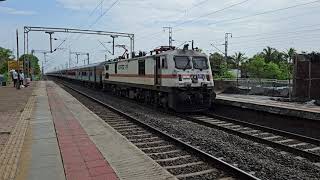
[214,78,292,97]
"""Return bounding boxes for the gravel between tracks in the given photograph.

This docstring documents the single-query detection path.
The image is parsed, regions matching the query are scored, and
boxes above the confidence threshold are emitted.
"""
[63,83,320,180]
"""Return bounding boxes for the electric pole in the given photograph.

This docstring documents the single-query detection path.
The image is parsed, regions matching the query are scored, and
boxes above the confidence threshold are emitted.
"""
[45,32,55,53]
[16,29,19,63]
[76,53,79,64]
[87,53,90,65]
[42,52,47,78]
[224,33,232,61]
[69,48,71,68]
[16,29,21,89]
[163,27,173,47]
[110,35,118,55]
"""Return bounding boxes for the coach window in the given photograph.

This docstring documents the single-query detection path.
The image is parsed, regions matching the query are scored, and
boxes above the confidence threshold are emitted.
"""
[105,65,109,71]
[138,60,145,75]
[115,63,118,74]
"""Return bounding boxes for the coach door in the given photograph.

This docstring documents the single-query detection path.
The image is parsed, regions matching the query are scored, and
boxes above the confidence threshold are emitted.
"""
[155,57,161,86]
[94,67,97,83]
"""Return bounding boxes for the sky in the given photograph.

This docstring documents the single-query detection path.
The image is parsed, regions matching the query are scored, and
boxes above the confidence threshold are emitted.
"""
[1,0,320,72]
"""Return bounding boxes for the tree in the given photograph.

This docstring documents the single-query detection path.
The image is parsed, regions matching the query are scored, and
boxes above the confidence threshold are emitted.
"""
[0,47,13,63]
[209,52,225,76]
[232,52,247,85]
[284,48,296,63]
[0,47,14,74]
[214,63,235,79]
[264,62,281,79]
[232,52,246,68]
[247,57,266,81]
[209,52,225,67]
[262,46,277,63]
[19,54,41,76]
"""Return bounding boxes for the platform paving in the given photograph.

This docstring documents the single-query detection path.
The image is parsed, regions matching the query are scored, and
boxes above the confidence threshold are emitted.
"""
[47,83,118,180]
[2,81,177,180]
[19,82,65,180]
[0,83,36,180]
[216,94,320,120]
[0,84,35,154]
[50,81,177,180]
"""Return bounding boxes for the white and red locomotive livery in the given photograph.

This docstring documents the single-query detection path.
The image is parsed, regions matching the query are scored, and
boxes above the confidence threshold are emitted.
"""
[48,46,216,112]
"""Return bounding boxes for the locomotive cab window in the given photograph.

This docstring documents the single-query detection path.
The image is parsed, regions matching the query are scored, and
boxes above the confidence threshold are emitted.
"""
[192,57,209,70]
[161,57,168,69]
[174,56,191,70]
[138,60,145,75]
[105,65,109,71]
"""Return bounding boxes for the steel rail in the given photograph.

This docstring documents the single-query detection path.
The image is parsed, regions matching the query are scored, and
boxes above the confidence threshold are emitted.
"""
[176,113,320,162]
[60,82,260,180]
[205,113,320,146]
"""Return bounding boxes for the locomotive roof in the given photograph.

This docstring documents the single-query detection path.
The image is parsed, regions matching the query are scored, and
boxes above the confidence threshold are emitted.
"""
[161,49,207,57]
[47,49,207,73]
[68,62,105,70]
[103,49,207,64]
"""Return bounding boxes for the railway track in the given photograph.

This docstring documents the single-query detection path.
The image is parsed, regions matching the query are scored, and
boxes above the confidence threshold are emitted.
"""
[177,113,320,165]
[59,82,259,180]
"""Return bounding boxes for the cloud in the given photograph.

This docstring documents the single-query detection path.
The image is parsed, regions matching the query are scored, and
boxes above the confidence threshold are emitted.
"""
[0,6,36,15]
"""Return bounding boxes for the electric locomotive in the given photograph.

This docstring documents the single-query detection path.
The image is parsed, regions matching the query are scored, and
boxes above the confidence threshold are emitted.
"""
[47,45,216,112]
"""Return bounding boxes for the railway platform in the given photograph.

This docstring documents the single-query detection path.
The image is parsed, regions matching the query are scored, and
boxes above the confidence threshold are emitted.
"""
[215,94,320,121]
[0,81,176,180]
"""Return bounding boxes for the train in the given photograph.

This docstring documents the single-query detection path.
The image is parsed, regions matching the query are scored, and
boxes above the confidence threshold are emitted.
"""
[47,45,216,112]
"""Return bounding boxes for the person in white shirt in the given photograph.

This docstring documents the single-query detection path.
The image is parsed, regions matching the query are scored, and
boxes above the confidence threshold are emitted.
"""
[19,70,24,86]
[12,70,18,88]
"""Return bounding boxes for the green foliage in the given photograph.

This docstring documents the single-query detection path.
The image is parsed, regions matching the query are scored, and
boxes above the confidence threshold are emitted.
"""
[247,57,266,79]
[0,47,14,77]
[264,62,281,79]
[214,63,235,79]
[0,47,13,62]
[208,46,298,80]
[209,52,225,67]
[246,56,292,80]
[19,54,41,76]
[0,60,8,74]
[231,52,246,69]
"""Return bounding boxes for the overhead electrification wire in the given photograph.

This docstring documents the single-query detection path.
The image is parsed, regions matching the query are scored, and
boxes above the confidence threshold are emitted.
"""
[230,29,320,47]
[89,0,106,17]
[229,36,320,52]
[51,0,120,68]
[173,0,250,28]
[231,23,320,40]
[136,0,250,40]
[205,6,320,43]
[210,43,225,54]
[134,0,213,40]
[88,0,120,28]
[208,0,320,26]
[50,0,111,56]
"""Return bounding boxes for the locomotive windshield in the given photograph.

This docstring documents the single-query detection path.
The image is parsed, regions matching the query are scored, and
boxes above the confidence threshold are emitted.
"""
[192,57,209,70]
[174,56,191,70]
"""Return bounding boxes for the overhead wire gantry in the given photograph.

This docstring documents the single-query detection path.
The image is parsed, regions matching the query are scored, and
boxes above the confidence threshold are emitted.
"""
[23,26,135,75]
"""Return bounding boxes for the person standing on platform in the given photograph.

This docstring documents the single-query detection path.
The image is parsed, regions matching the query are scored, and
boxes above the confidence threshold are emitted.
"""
[12,70,18,88]
[19,70,24,87]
